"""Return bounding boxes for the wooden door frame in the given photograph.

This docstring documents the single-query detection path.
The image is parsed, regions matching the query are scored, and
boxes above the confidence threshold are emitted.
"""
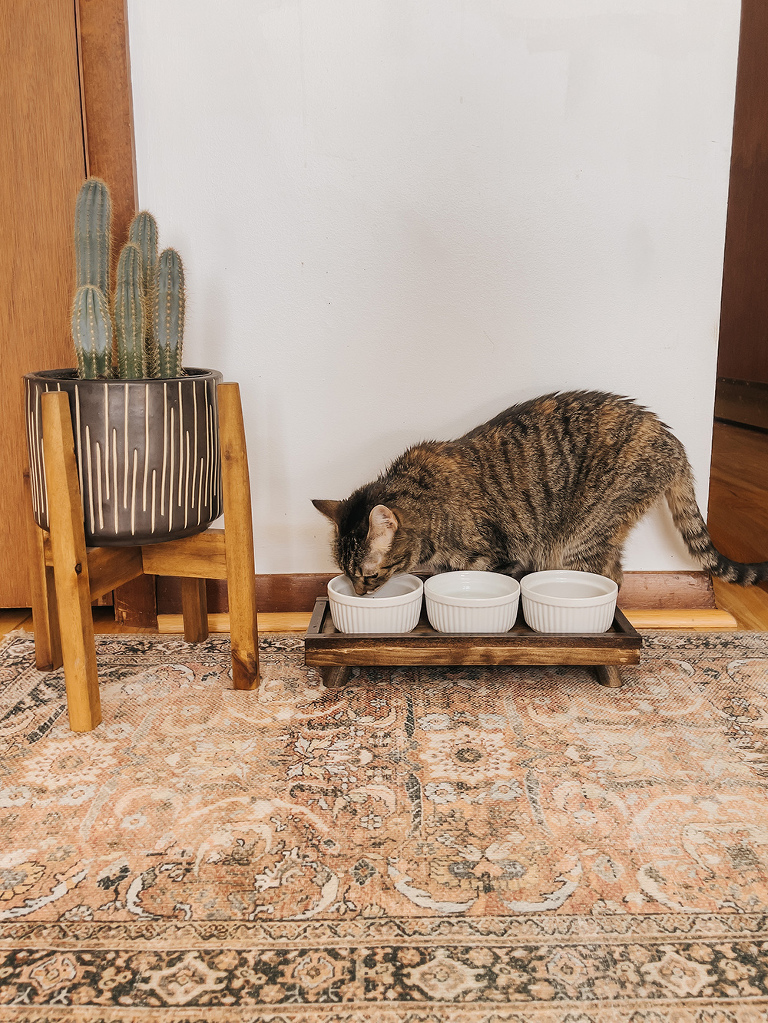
[77,0,156,625]
[715,0,768,422]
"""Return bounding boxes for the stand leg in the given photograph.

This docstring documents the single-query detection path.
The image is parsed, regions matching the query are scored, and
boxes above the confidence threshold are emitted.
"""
[595,665,623,688]
[217,382,260,691]
[23,469,62,670]
[320,665,351,689]
[41,392,101,732]
[181,577,208,642]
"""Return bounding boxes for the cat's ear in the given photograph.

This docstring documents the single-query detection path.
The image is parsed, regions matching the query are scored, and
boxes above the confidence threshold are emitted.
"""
[366,504,399,555]
[312,499,342,526]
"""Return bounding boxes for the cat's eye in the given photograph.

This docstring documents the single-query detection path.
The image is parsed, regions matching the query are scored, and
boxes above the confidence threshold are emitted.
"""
[363,574,379,582]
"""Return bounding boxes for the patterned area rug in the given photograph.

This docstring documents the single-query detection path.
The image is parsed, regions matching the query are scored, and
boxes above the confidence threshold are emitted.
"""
[0,630,767,1023]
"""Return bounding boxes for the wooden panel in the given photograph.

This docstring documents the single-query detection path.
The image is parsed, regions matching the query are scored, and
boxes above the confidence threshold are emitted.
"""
[0,1,86,605]
[718,0,768,385]
[77,0,138,258]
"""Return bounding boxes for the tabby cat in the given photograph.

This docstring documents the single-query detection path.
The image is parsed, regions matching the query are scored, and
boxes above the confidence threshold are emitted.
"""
[313,390,768,595]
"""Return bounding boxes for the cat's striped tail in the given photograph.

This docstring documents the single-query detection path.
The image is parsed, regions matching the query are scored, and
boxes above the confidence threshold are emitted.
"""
[665,467,768,586]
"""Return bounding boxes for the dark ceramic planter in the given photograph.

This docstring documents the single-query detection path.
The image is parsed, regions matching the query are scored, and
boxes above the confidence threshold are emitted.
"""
[24,368,223,546]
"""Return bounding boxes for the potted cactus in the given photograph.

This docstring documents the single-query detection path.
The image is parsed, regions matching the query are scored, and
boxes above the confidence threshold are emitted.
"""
[24,178,222,545]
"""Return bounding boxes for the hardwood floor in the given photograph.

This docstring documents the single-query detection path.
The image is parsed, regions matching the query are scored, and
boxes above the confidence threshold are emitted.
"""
[3,418,768,637]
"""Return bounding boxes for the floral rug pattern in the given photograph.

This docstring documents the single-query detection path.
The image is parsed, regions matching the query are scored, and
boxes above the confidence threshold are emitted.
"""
[0,630,767,1022]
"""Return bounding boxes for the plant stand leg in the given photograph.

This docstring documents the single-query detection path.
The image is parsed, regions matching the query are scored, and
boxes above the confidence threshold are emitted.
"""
[41,392,101,732]
[23,468,62,670]
[217,382,260,691]
[181,577,208,642]
[595,665,623,688]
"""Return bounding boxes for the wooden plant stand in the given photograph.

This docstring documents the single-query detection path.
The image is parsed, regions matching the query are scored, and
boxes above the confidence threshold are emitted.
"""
[24,382,259,733]
[305,598,641,688]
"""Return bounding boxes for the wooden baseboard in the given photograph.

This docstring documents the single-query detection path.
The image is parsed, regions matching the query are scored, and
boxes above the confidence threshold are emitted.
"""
[156,574,336,615]
[624,609,737,630]
[158,612,311,634]
[156,570,718,615]
[617,572,716,609]
[715,377,768,431]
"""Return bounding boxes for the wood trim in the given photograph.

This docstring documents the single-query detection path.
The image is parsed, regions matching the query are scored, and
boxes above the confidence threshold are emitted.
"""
[156,570,718,615]
[158,612,311,635]
[77,0,138,253]
[625,609,737,630]
[77,0,155,625]
[717,0,768,386]
[616,571,716,610]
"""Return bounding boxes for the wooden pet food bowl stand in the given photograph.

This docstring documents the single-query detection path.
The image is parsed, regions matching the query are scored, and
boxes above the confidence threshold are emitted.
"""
[305,598,641,687]
[24,382,260,733]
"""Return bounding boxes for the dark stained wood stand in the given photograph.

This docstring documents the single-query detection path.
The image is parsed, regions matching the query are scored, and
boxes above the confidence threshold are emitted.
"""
[304,598,641,688]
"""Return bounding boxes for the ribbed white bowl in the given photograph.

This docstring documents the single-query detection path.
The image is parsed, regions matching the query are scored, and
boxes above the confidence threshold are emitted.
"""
[521,570,618,633]
[424,571,520,634]
[327,574,423,634]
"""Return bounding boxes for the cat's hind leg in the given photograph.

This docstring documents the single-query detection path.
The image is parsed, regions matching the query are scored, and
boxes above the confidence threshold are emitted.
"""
[555,537,624,586]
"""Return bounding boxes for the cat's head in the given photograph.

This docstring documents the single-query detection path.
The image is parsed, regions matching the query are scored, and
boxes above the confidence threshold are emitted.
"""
[313,493,413,594]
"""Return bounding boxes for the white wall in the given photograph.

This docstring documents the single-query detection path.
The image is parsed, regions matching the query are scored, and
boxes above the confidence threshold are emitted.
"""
[127,0,740,573]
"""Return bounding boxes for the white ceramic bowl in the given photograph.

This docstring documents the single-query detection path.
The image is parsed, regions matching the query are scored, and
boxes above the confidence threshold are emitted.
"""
[520,570,618,633]
[327,574,423,633]
[424,571,520,633]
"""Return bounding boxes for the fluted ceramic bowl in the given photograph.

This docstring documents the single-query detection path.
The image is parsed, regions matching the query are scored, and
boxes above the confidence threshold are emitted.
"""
[424,571,520,633]
[521,570,618,633]
[327,574,423,634]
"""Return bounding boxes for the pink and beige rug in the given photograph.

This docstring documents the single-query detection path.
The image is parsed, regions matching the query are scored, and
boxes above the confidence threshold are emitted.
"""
[0,630,767,1022]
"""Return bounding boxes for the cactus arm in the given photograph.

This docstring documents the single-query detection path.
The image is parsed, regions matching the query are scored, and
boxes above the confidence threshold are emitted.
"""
[128,211,158,294]
[155,247,186,378]
[74,178,111,296]
[114,243,146,379]
[72,285,113,379]
[128,211,159,375]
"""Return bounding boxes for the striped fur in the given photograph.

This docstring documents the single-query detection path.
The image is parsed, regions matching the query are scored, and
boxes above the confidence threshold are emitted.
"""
[313,391,768,595]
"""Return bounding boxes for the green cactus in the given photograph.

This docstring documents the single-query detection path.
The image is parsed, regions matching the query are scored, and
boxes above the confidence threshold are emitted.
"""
[128,211,158,294]
[114,243,146,379]
[71,285,113,379]
[74,178,111,297]
[70,178,192,380]
[128,211,159,376]
[154,247,185,378]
